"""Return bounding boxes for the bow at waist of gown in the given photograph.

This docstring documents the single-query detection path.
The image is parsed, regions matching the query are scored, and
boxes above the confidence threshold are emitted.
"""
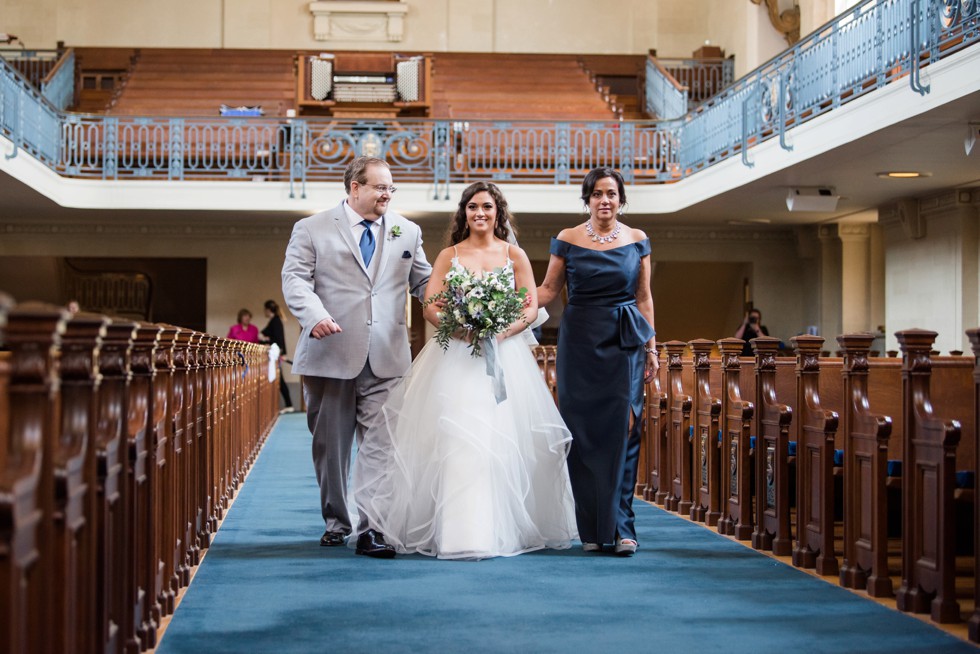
[567,299,654,348]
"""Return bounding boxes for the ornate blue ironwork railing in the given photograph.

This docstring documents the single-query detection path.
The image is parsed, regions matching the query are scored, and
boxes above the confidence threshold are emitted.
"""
[40,49,75,111]
[0,47,75,111]
[1,0,978,197]
[55,115,680,199]
[677,0,979,173]
[0,52,62,165]
[0,48,63,89]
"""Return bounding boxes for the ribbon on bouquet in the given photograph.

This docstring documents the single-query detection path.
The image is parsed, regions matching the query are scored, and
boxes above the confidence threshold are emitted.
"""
[482,337,507,404]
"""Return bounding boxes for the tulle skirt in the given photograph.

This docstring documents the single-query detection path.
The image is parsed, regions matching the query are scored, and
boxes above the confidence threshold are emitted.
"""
[354,336,578,560]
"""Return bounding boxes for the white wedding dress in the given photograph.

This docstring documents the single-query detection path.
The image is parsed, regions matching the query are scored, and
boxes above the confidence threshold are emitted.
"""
[354,258,577,560]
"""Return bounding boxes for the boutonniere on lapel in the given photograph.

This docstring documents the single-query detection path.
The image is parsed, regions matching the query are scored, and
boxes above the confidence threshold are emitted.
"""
[388,225,402,240]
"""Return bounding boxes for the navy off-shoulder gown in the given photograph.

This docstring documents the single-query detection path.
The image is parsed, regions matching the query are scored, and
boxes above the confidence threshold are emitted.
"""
[550,237,655,544]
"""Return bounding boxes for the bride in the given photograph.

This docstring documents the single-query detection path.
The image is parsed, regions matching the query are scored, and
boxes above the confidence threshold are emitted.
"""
[354,181,577,560]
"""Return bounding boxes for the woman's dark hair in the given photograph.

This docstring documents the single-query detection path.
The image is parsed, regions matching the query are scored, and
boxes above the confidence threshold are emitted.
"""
[580,167,628,208]
[448,181,516,245]
[264,299,283,319]
[237,308,252,323]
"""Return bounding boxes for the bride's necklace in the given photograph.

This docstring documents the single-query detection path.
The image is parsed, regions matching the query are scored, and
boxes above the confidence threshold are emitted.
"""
[586,219,621,244]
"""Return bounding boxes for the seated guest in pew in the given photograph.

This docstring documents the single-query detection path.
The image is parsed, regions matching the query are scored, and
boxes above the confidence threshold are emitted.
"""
[227,307,260,343]
[354,181,577,560]
[734,307,769,356]
[537,167,657,557]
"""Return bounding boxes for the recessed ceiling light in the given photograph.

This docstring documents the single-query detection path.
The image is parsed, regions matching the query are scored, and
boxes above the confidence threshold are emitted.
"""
[876,171,930,179]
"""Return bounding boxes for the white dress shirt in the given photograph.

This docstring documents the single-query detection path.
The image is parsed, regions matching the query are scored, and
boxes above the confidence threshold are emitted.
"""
[344,200,385,279]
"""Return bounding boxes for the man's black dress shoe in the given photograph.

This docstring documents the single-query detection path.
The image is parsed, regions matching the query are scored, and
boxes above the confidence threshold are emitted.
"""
[355,529,396,558]
[320,531,346,547]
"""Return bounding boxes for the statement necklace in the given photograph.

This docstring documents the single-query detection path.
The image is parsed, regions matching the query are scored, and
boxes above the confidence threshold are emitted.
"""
[585,219,621,244]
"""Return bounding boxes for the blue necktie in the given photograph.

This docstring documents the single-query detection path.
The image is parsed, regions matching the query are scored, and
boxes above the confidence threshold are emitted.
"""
[359,220,375,267]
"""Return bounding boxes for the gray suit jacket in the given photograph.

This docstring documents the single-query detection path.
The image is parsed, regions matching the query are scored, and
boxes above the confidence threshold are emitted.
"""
[281,202,432,380]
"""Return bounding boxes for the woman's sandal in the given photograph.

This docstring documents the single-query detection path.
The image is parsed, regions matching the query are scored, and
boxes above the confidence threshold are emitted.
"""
[582,542,602,552]
[614,538,637,556]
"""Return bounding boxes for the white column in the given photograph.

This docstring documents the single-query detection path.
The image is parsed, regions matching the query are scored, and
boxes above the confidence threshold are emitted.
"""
[839,223,871,335]
[868,222,887,353]
[957,200,979,351]
[818,224,842,343]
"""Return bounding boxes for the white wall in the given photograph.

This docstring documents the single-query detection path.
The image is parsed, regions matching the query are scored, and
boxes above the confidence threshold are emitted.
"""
[800,0,838,37]
[704,0,790,78]
[2,0,790,69]
[882,193,980,353]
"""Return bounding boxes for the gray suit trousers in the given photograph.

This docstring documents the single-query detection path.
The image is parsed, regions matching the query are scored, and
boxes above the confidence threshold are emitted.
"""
[304,363,399,536]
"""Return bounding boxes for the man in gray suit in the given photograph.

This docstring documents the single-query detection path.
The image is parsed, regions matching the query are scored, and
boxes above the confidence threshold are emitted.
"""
[282,156,432,558]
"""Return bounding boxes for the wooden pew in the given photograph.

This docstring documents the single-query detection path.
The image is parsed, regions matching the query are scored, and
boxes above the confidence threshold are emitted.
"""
[169,328,190,594]
[1,304,65,654]
[969,328,980,642]
[93,319,137,654]
[837,333,895,598]
[717,338,754,540]
[214,338,232,524]
[149,325,177,626]
[0,297,280,653]
[574,328,977,631]
[21,305,70,654]
[187,332,207,566]
[895,329,962,623]
[530,345,560,414]
[204,334,221,536]
[52,312,107,653]
[128,322,159,650]
[643,348,668,505]
[790,335,840,575]
[664,341,692,513]
[689,339,722,525]
[228,341,244,497]
[751,336,793,555]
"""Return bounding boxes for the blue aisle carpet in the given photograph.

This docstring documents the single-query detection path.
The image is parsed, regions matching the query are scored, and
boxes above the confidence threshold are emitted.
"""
[158,414,974,654]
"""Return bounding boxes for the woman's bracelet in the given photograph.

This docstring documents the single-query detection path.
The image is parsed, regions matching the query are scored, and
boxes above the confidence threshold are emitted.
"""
[644,330,657,354]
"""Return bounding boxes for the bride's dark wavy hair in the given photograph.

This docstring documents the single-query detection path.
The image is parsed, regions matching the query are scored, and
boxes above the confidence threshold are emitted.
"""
[447,181,517,245]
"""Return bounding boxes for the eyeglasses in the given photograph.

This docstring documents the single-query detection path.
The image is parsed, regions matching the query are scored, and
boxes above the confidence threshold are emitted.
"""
[362,184,397,195]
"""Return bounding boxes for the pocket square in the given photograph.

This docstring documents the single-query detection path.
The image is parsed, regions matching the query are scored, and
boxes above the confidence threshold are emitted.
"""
[402,251,412,259]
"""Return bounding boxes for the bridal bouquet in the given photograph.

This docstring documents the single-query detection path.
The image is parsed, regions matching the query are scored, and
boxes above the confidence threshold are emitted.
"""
[426,265,528,357]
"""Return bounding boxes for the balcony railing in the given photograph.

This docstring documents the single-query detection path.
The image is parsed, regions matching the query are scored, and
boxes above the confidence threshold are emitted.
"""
[1,0,977,200]
[645,56,735,119]
[0,47,74,111]
[644,58,689,120]
[677,0,980,173]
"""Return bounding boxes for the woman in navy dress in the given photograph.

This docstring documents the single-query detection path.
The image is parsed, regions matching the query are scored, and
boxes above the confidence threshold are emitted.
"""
[537,167,657,556]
